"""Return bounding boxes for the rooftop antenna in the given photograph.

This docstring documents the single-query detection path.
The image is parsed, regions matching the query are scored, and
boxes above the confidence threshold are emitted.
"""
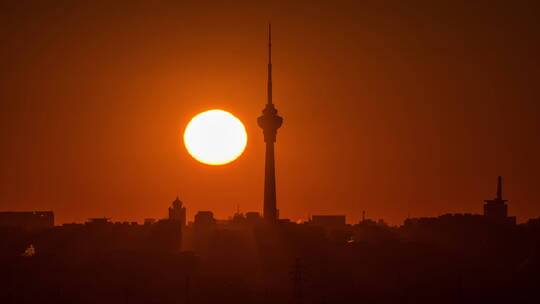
[496,176,503,200]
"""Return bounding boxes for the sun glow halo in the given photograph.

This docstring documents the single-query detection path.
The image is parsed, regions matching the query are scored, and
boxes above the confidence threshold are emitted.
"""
[183,110,247,165]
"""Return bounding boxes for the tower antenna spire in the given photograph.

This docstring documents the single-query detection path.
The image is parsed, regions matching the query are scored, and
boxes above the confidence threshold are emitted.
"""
[267,23,273,105]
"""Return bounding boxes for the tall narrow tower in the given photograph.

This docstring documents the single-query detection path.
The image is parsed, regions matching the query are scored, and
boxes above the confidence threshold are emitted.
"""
[258,24,283,223]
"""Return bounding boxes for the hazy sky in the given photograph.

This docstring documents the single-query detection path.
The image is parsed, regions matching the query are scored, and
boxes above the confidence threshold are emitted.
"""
[1,1,539,224]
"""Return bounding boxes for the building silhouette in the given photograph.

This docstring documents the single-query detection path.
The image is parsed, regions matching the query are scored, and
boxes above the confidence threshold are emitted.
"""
[258,24,283,223]
[193,211,217,255]
[0,211,54,231]
[484,176,516,225]
[86,217,111,226]
[149,218,183,252]
[310,215,346,228]
[169,196,187,227]
[1,176,539,304]
[194,211,216,226]
[246,211,262,223]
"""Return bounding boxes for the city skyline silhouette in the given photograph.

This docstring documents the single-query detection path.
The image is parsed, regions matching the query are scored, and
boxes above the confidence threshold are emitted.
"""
[1,172,537,304]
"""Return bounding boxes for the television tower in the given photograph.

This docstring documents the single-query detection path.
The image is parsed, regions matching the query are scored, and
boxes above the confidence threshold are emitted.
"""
[258,24,283,223]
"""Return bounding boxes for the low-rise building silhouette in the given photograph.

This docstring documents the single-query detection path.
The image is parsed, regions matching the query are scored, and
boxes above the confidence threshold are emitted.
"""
[310,215,346,228]
[0,211,54,231]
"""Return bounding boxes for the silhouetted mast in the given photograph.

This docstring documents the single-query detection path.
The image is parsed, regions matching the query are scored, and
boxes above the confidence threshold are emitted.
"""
[497,176,503,200]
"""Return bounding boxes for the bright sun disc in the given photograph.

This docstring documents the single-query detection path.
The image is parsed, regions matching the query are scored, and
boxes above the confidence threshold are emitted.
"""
[184,110,247,165]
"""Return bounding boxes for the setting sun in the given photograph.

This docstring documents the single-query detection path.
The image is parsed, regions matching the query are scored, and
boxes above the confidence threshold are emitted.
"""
[183,110,247,165]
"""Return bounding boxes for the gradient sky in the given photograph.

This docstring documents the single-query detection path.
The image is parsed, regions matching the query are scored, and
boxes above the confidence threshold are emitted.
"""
[1,1,539,224]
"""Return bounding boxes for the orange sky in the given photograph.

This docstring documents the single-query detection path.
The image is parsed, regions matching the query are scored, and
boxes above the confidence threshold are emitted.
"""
[1,1,539,225]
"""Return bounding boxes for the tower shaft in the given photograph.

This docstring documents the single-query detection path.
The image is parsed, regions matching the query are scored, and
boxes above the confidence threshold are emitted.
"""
[264,142,277,221]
